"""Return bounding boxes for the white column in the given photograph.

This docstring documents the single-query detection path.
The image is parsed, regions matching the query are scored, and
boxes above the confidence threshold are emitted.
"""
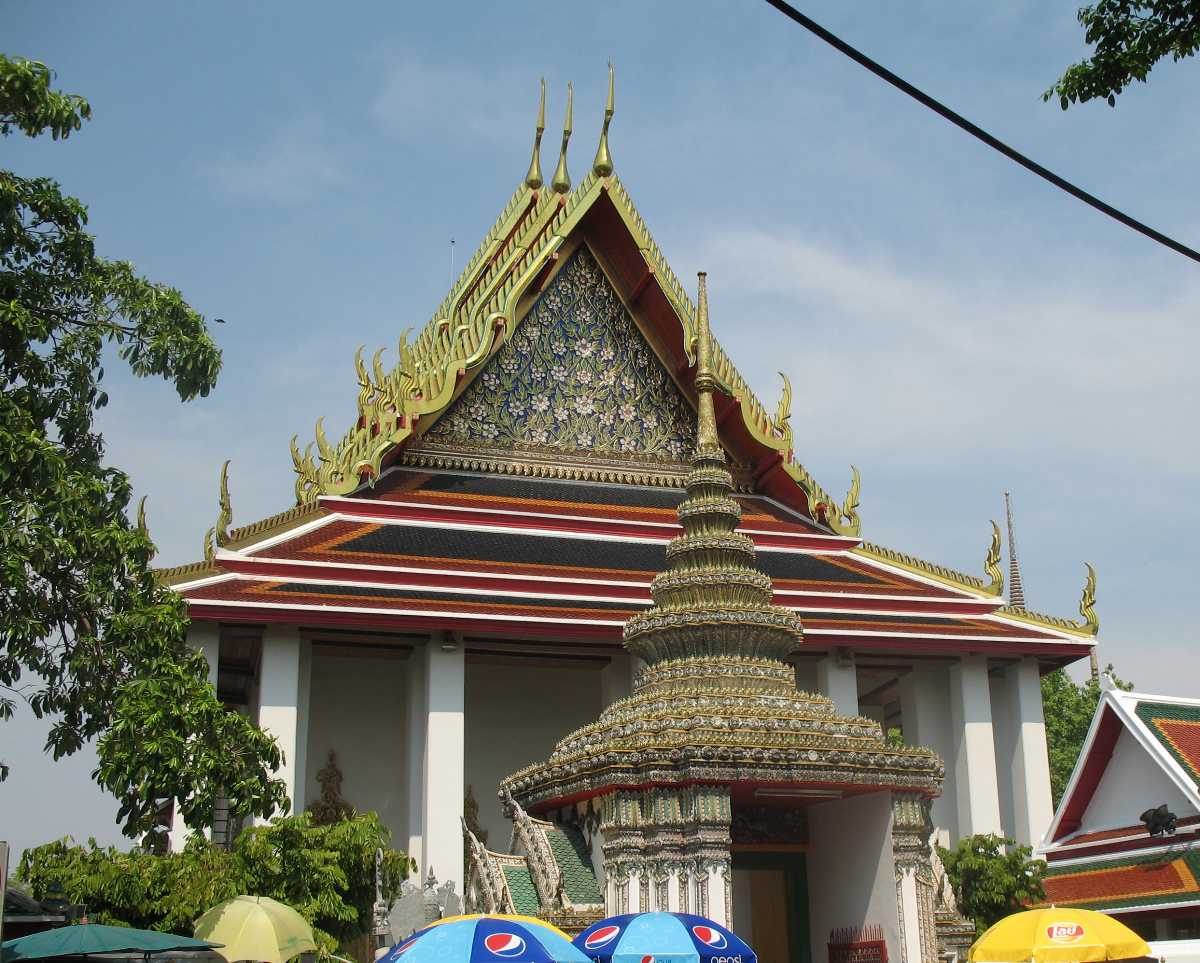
[898,662,958,838]
[949,655,1002,837]
[817,648,859,717]
[258,624,311,820]
[1005,658,1054,847]
[169,621,221,851]
[406,644,428,874]
[422,635,465,894]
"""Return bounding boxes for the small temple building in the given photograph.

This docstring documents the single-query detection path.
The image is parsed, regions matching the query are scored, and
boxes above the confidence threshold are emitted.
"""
[1038,686,1200,942]
[158,71,1101,962]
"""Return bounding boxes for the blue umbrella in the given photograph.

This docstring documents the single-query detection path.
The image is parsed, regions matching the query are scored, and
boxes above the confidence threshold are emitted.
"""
[574,913,756,963]
[378,915,589,963]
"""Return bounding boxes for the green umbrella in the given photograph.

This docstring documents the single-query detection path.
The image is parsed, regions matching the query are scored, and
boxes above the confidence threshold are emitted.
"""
[1,923,220,962]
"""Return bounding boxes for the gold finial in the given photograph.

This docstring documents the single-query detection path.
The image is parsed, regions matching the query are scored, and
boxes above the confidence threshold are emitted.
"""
[984,520,1003,595]
[524,78,546,190]
[137,496,156,562]
[214,459,232,547]
[550,82,573,194]
[591,62,615,177]
[693,272,720,450]
[773,371,793,452]
[840,465,861,531]
[1079,562,1099,635]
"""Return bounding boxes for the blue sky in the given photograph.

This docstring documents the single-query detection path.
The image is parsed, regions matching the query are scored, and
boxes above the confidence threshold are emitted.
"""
[2,1,1198,858]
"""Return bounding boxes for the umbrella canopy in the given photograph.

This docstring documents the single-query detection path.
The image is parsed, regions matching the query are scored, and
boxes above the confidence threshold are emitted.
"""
[193,896,316,963]
[1,923,218,962]
[574,913,756,963]
[969,908,1151,963]
[378,915,588,963]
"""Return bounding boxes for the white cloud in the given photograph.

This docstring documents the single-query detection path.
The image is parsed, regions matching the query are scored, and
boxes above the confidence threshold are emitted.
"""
[690,227,1200,475]
[201,114,346,203]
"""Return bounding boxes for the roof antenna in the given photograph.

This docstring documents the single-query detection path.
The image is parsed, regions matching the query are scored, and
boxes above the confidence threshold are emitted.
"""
[592,62,615,177]
[551,82,573,194]
[524,77,546,190]
[1004,490,1026,610]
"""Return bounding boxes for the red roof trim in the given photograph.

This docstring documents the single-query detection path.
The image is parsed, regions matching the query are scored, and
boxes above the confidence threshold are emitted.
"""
[1054,704,1123,841]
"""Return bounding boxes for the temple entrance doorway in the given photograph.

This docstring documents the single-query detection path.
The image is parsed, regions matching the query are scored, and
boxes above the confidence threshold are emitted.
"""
[731,851,809,963]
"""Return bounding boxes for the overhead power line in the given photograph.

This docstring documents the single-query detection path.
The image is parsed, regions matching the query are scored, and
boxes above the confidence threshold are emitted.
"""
[761,0,1200,266]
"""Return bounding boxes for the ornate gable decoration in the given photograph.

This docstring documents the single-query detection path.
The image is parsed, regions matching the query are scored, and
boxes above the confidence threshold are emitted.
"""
[421,246,695,464]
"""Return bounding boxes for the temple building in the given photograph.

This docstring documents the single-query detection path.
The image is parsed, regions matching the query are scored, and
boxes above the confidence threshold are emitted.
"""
[1038,686,1200,942]
[159,72,1100,962]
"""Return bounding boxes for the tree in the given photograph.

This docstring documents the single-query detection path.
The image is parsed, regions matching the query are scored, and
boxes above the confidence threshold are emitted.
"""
[938,834,1046,932]
[17,812,415,953]
[1,55,286,839]
[1041,664,1132,806]
[1046,1,1200,108]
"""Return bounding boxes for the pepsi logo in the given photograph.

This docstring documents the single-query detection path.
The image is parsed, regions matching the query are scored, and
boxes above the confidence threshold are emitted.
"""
[585,925,621,950]
[1046,924,1085,943]
[485,933,528,957]
[693,926,728,950]
[640,957,654,963]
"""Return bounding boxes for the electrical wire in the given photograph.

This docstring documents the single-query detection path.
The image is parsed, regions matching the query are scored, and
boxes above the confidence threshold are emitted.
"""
[761,0,1200,266]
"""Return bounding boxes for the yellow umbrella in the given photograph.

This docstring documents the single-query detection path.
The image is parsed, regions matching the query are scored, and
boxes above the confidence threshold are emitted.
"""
[969,907,1151,963]
[194,895,318,963]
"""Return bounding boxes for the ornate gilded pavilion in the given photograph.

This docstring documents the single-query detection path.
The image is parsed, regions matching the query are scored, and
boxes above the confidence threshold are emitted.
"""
[160,70,1099,962]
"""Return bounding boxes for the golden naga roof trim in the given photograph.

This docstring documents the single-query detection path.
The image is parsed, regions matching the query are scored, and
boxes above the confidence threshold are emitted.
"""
[1079,562,1099,635]
[984,520,1004,596]
[855,540,989,593]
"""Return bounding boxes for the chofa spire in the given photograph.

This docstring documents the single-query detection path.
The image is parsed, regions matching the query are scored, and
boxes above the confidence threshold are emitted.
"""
[1004,490,1026,609]
[591,62,615,177]
[550,82,573,194]
[524,78,546,190]
[620,272,804,667]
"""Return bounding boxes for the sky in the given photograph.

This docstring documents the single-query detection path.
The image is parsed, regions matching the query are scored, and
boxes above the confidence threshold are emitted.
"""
[2,0,1198,861]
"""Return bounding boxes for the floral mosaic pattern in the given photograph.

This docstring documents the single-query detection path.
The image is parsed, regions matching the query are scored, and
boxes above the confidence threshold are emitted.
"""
[424,245,696,461]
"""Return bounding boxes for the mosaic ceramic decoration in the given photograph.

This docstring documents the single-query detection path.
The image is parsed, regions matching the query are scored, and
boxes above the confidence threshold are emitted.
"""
[424,245,696,460]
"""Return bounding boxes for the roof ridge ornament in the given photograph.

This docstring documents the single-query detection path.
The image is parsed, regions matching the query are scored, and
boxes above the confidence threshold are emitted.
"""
[591,62,615,178]
[1004,490,1026,608]
[524,77,546,190]
[215,459,232,547]
[1079,562,1099,635]
[136,496,155,562]
[550,82,573,194]
[984,520,1003,595]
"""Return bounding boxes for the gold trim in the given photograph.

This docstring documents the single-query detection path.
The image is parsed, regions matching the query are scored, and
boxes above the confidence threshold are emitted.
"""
[214,458,233,546]
[525,78,546,190]
[156,559,219,587]
[855,541,988,593]
[984,520,1003,596]
[995,604,1097,638]
[591,63,614,178]
[551,82,573,194]
[226,502,324,550]
[1079,562,1099,635]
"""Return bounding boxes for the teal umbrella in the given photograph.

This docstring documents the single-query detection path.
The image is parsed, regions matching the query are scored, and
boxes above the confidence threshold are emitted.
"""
[1,923,220,962]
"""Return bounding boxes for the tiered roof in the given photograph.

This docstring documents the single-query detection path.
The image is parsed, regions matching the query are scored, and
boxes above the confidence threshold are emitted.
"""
[161,72,1098,658]
[1040,689,1200,916]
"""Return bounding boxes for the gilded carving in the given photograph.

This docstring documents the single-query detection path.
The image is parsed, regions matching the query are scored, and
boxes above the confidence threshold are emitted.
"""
[1079,562,1099,635]
[984,520,1004,596]
[424,247,695,461]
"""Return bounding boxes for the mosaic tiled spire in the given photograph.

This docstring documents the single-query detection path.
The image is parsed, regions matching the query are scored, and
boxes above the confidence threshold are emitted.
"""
[1004,490,1026,610]
[622,273,804,666]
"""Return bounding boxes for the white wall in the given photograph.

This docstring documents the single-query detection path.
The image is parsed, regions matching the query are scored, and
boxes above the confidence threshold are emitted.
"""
[304,651,409,843]
[807,792,902,963]
[465,660,603,847]
[898,662,957,839]
[1083,727,1196,832]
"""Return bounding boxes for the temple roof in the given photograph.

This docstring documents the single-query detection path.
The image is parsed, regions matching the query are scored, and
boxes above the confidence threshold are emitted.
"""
[160,74,1098,649]
[171,469,1094,657]
[1039,689,1200,914]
